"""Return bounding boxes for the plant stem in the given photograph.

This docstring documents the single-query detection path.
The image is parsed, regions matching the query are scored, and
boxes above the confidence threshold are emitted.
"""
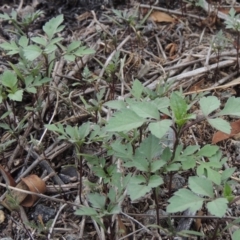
[153,188,160,233]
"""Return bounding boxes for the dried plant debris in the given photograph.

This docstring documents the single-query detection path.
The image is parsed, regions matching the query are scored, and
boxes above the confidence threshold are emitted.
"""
[1,0,240,240]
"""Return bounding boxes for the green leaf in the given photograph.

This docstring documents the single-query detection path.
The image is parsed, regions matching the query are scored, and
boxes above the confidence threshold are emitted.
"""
[45,123,65,136]
[0,12,11,20]
[217,97,240,116]
[128,183,151,201]
[110,141,133,161]
[206,168,221,185]
[132,155,149,171]
[104,100,126,110]
[167,189,204,213]
[23,45,42,61]
[106,109,145,132]
[130,175,146,185]
[208,118,231,134]
[178,230,204,237]
[199,96,220,116]
[44,44,57,54]
[197,145,219,157]
[149,120,172,139]
[137,134,161,160]
[150,160,166,172]
[182,146,199,156]
[162,147,172,161]
[223,183,234,202]
[182,157,196,170]
[75,46,95,57]
[189,176,214,198]
[64,54,75,62]
[129,102,160,119]
[26,87,37,93]
[75,206,98,216]
[43,14,64,40]
[148,175,163,188]
[170,92,188,126]
[49,37,64,45]
[18,36,29,47]
[31,36,47,46]
[93,167,107,178]
[78,122,91,139]
[88,193,106,209]
[65,125,74,138]
[108,204,121,215]
[108,188,116,203]
[67,41,82,52]
[1,71,17,89]
[221,168,236,182]
[196,0,204,8]
[152,97,170,115]
[232,229,240,240]
[131,79,144,100]
[0,41,19,54]
[0,123,12,130]
[207,198,228,217]
[8,62,24,81]
[8,89,23,101]
[209,150,223,164]
[166,163,181,171]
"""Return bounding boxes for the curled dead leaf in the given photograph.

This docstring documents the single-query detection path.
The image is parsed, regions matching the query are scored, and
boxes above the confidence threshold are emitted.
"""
[2,174,46,210]
[149,11,175,23]
[21,175,46,207]
[165,43,178,57]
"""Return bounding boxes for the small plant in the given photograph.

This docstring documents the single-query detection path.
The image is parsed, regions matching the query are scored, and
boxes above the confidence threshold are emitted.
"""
[0,10,43,36]
[105,51,120,99]
[100,81,240,236]
[225,8,240,73]
[26,219,53,237]
[0,14,95,78]
[45,122,107,205]
[211,30,229,81]
[0,11,95,171]
[45,78,240,238]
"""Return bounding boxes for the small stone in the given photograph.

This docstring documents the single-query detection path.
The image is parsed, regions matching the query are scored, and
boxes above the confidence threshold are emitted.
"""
[65,234,80,240]
[32,204,56,223]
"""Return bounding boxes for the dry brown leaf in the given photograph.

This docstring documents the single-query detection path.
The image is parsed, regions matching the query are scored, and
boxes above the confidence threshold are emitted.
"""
[21,175,46,207]
[0,165,16,187]
[2,181,29,211]
[2,174,46,210]
[149,11,175,23]
[117,215,128,239]
[212,120,240,144]
[0,210,5,223]
[194,210,203,231]
[165,43,177,57]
